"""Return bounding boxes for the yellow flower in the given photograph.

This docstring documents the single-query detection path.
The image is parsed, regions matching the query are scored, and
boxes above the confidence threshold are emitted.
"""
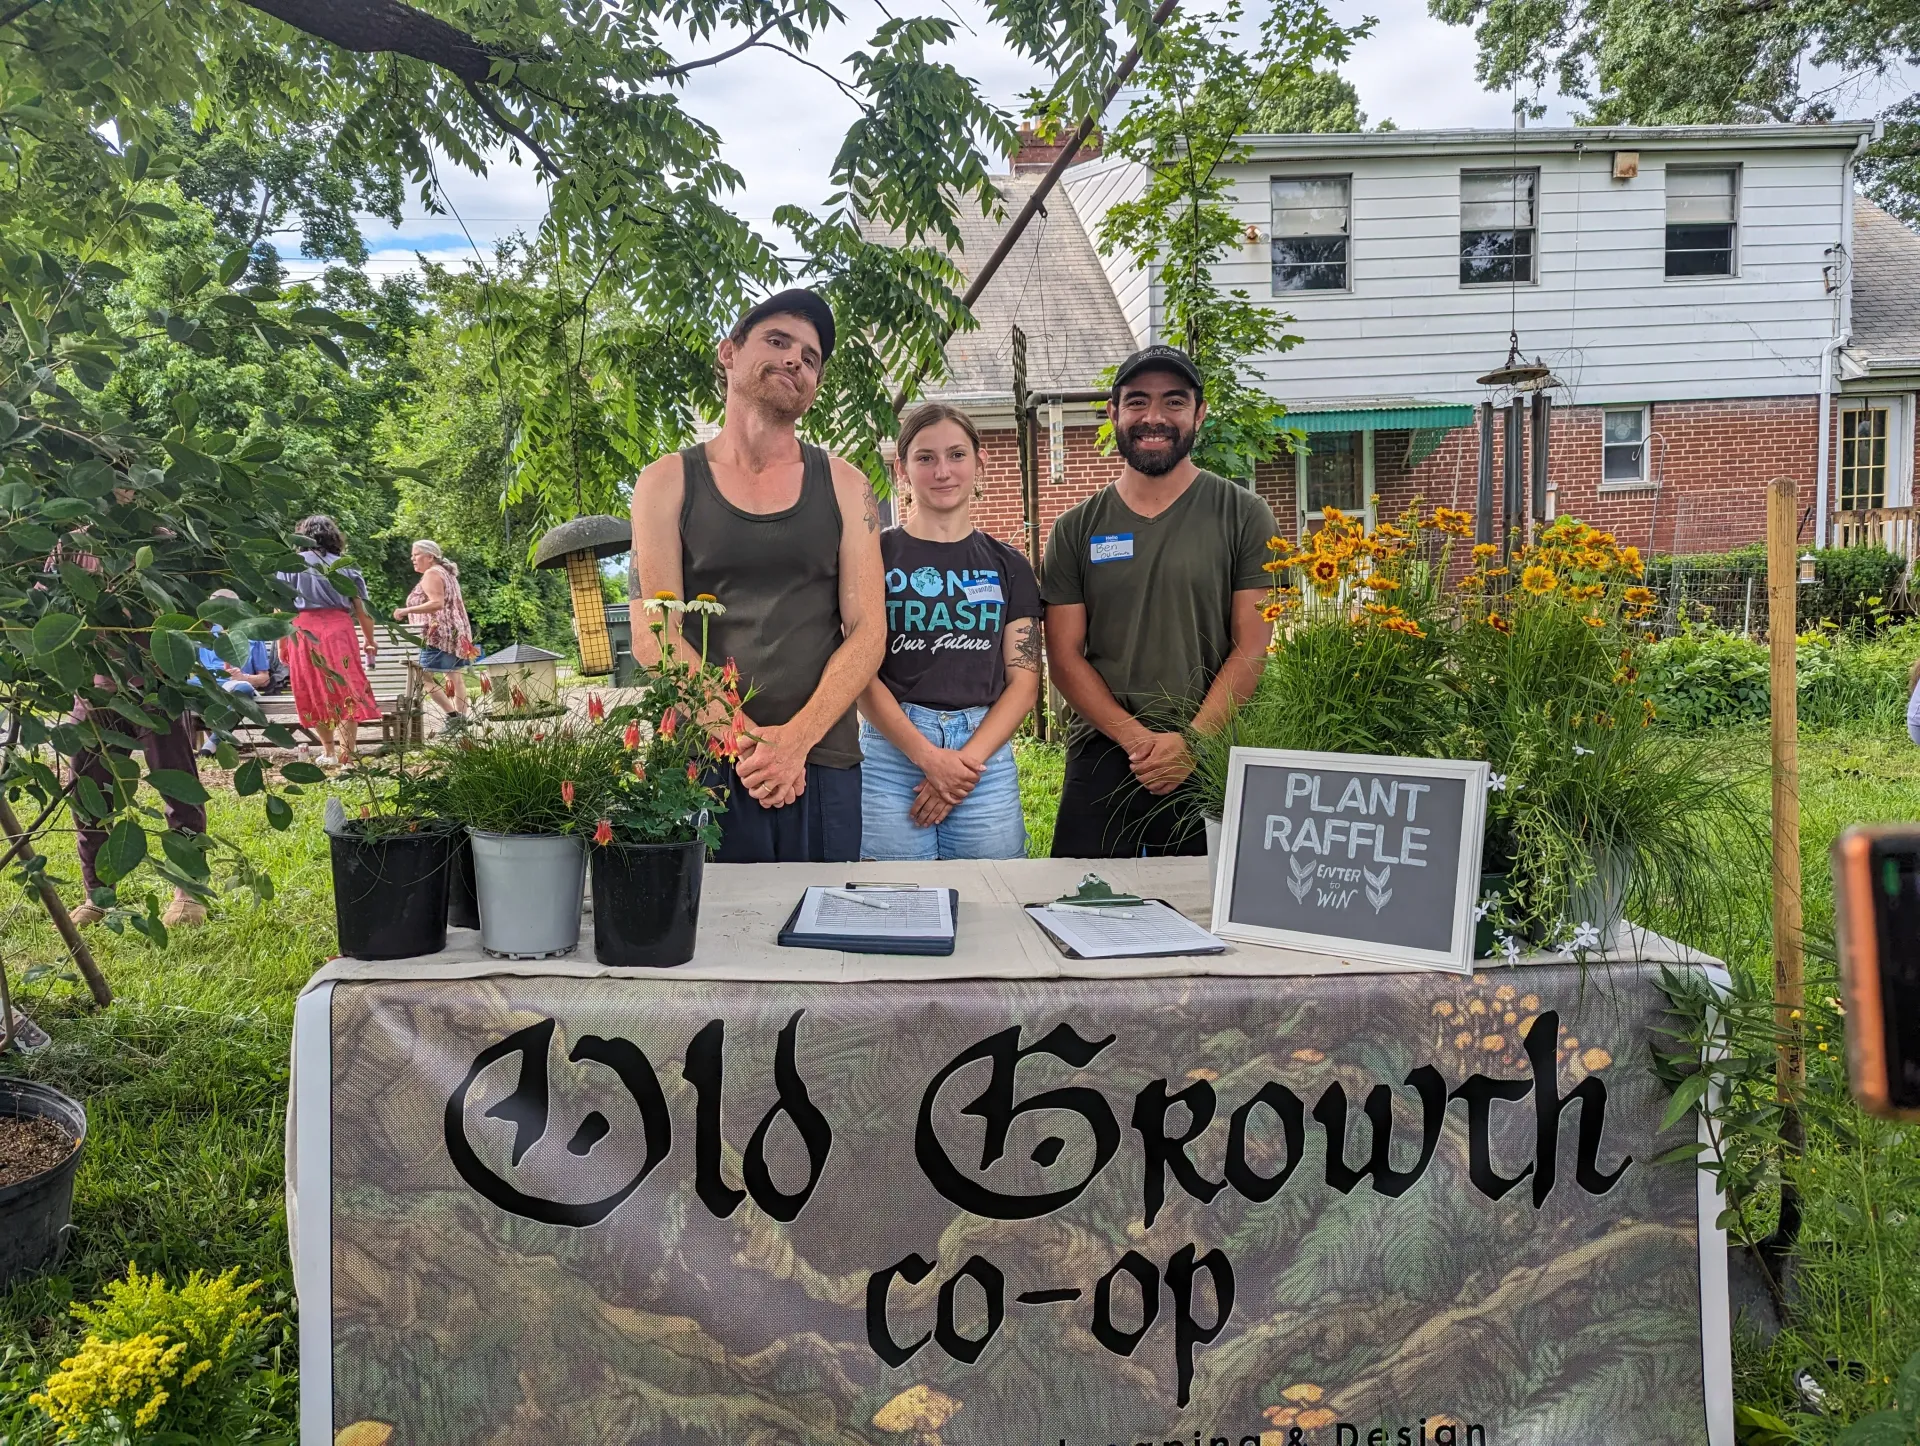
[1568,582,1605,601]
[1582,1046,1613,1071]
[1281,1383,1325,1403]
[1623,585,1655,607]
[1519,564,1558,595]
[1430,505,1475,536]
[1306,556,1341,587]
[1268,534,1296,556]
[1364,575,1401,591]
[1486,611,1512,634]
[1618,545,1644,575]
[1472,542,1499,559]
[1299,1408,1339,1429]
[1583,614,1606,628]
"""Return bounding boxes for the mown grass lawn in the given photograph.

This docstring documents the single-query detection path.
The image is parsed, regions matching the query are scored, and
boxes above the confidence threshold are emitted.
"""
[0,726,1916,1441]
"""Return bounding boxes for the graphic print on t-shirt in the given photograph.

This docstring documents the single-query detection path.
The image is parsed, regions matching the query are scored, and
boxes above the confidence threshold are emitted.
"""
[886,563,1004,658]
[876,529,1042,712]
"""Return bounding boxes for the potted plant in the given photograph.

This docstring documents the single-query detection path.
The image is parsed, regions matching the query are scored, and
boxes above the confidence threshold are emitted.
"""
[588,593,742,968]
[441,718,622,958]
[0,1076,87,1291]
[1186,505,1462,887]
[327,752,459,960]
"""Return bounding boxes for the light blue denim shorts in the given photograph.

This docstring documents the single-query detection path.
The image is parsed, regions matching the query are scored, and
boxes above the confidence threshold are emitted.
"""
[859,704,1026,861]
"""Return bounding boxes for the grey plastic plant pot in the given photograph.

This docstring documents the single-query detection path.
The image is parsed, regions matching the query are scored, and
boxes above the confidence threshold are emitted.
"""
[0,1078,87,1291]
[467,829,587,958]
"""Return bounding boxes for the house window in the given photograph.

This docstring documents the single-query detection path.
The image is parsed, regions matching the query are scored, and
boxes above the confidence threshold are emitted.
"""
[1460,169,1537,285]
[1666,167,1738,278]
[1271,176,1350,292]
[1839,404,1890,511]
[1602,407,1649,485]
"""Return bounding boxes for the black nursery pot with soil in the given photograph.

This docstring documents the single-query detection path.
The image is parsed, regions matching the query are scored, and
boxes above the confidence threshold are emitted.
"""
[329,826,457,960]
[0,1078,87,1291]
[591,839,703,968]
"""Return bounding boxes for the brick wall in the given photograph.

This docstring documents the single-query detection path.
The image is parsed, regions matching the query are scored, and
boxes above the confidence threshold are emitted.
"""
[1251,396,1828,555]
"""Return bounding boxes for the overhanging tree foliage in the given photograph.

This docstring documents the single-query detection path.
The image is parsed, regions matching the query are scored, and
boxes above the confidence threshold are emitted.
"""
[0,0,1175,922]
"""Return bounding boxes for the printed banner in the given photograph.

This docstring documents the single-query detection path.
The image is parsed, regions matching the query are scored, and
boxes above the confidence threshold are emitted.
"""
[311,965,1718,1445]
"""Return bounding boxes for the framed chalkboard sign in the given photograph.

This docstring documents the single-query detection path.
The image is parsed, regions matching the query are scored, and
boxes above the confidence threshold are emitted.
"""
[1210,747,1489,973]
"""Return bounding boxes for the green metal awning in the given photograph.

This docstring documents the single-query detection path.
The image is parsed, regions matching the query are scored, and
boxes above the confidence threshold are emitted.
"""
[1283,404,1477,434]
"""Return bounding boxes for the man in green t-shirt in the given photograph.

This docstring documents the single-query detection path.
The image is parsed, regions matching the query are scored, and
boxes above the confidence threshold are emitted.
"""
[1041,345,1274,857]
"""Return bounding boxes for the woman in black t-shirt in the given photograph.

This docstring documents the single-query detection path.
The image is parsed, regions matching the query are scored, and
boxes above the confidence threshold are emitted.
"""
[858,404,1042,859]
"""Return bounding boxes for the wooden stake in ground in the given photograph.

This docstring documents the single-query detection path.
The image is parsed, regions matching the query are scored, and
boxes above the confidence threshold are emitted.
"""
[1765,475,1804,1240]
[0,794,112,1009]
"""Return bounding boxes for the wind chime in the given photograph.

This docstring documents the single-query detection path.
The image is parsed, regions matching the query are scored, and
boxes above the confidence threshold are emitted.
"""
[1473,99,1561,562]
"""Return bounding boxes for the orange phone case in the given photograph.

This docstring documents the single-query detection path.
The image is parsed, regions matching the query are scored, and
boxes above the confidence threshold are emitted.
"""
[1830,826,1920,1122]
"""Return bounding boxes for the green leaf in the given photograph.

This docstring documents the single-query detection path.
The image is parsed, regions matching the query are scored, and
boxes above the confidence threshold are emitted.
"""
[310,333,349,370]
[73,773,111,822]
[159,827,211,881]
[30,612,82,653]
[234,759,266,797]
[1898,1346,1920,1415]
[96,819,147,886]
[280,761,327,784]
[1660,1071,1711,1132]
[128,200,176,221]
[217,246,252,286]
[289,306,349,330]
[40,498,94,520]
[146,769,210,805]
[1836,1411,1914,1446]
[263,793,294,830]
[149,627,198,680]
[1651,1141,1709,1165]
[134,544,154,571]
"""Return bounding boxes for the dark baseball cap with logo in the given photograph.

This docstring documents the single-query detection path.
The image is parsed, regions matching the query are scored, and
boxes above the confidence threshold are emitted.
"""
[1112,343,1204,399]
[730,287,836,362]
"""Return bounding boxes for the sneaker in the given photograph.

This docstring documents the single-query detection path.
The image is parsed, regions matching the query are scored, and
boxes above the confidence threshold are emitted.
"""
[68,901,106,927]
[162,893,207,928]
[317,753,340,768]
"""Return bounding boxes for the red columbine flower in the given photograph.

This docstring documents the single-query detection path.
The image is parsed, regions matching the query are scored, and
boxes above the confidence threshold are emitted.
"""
[479,674,493,694]
[623,722,640,750]
[561,779,575,808]
[722,658,739,689]
[511,686,527,709]
[660,710,677,740]
[724,688,740,709]
[633,760,647,780]
[685,762,699,781]
[593,818,613,846]
[587,694,605,722]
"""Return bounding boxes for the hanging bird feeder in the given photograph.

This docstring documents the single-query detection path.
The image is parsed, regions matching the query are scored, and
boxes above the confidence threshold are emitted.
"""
[534,515,631,677]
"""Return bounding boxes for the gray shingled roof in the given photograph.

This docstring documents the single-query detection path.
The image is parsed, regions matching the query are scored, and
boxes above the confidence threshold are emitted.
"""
[1852,198,1920,363]
[860,175,1138,400]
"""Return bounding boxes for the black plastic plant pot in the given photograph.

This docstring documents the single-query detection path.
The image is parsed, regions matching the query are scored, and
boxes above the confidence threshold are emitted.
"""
[590,839,704,968]
[0,1078,87,1292]
[329,828,456,960]
[447,831,480,931]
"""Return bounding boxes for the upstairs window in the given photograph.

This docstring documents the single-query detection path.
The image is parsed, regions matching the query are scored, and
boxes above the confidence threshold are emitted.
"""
[1271,176,1350,291]
[1666,167,1738,277]
[1460,169,1537,285]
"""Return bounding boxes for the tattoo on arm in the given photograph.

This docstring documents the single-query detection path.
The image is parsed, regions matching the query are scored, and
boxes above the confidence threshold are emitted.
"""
[860,482,881,534]
[1010,621,1043,673]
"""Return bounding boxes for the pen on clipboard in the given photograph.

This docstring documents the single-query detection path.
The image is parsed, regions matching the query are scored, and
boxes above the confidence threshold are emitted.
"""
[835,887,892,910]
[1051,903,1137,919]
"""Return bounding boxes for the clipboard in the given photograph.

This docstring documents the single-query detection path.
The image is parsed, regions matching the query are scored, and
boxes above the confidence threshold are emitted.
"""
[778,888,960,956]
[1023,899,1227,960]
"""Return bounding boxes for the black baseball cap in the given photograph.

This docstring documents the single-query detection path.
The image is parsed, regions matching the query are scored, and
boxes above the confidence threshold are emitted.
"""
[732,287,836,361]
[1113,343,1204,399]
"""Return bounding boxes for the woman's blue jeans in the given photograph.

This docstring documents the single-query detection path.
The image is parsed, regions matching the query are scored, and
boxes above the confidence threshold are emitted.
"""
[860,704,1026,860]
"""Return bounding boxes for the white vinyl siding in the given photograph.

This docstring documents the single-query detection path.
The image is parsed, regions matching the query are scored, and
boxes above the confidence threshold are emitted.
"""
[1061,158,1154,347]
[1203,140,1854,409]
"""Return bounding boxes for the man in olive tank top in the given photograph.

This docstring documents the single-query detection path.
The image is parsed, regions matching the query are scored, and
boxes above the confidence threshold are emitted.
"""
[630,289,887,862]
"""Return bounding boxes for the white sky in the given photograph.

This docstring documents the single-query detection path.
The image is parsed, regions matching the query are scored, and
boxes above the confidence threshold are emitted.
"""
[283,0,1906,281]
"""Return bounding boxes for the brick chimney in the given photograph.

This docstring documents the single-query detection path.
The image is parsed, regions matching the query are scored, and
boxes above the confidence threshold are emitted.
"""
[1009,122,1101,174]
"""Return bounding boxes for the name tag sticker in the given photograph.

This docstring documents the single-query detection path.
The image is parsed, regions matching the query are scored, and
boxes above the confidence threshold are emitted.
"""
[963,578,1004,604]
[1090,533,1135,563]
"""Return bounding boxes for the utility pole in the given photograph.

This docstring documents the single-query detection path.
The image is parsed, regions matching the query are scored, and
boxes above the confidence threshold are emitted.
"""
[1762,474,1804,1274]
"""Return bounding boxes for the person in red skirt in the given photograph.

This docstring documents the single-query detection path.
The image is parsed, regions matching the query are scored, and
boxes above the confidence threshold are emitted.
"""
[277,515,380,766]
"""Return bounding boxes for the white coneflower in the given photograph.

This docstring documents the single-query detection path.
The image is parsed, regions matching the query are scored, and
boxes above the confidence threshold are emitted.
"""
[641,591,687,614]
[682,593,727,615]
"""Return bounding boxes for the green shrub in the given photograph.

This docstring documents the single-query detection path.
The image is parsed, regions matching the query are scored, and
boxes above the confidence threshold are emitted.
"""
[1643,622,1920,731]
[1651,543,1908,631]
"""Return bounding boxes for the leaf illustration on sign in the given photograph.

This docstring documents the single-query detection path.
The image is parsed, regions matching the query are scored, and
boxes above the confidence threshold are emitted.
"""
[1288,856,1315,903]
[1364,865,1393,914]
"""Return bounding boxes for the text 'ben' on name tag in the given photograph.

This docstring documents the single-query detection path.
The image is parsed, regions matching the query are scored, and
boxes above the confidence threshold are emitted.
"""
[962,577,1004,604]
[1089,533,1134,563]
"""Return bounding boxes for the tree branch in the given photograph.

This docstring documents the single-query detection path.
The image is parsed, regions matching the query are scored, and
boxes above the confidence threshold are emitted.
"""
[661,8,807,77]
[239,0,498,83]
[461,80,563,178]
[0,0,51,31]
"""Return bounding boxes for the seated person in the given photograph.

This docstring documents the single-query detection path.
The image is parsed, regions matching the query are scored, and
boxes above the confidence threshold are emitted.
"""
[195,590,275,756]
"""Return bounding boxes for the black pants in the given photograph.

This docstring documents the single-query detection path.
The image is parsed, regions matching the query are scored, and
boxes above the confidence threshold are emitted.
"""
[708,762,862,863]
[1049,734,1205,859]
